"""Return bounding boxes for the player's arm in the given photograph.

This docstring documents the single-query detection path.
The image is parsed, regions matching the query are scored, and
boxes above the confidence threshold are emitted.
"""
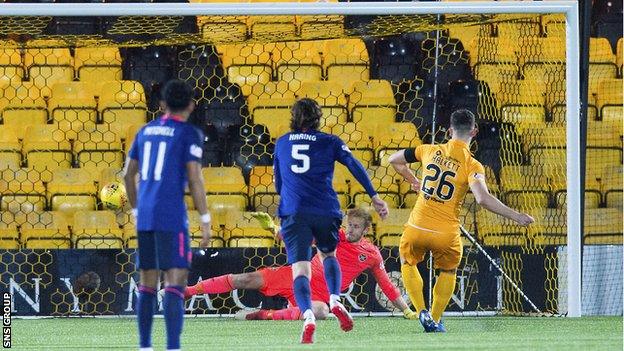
[334,138,388,219]
[185,128,212,247]
[469,177,534,226]
[369,256,416,319]
[273,151,282,195]
[250,211,281,241]
[123,158,139,210]
[388,148,420,191]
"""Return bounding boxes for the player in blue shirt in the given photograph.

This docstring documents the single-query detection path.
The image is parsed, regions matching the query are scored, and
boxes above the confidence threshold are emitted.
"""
[274,98,389,344]
[124,80,212,351]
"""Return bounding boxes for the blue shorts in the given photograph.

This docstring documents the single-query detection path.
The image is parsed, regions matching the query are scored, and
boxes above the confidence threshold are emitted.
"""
[136,230,191,270]
[280,214,342,264]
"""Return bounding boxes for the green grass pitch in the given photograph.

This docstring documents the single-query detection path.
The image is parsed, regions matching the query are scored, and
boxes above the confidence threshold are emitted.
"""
[12,316,622,350]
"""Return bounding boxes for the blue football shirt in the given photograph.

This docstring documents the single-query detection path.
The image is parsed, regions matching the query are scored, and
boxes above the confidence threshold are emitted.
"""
[274,130,375,219]
[128,115,204,232]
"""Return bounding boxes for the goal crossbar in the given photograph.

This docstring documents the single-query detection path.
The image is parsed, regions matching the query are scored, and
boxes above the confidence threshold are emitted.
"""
[0,1,582,317]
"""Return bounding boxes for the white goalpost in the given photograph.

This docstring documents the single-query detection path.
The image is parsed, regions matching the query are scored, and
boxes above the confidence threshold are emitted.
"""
[0,1,582,317]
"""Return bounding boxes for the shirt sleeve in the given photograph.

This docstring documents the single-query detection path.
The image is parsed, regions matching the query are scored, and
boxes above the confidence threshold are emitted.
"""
[468,159,486,184]
[414,145,428,162]
[273,151,282,195]
[184,127,204,164]
[369,250,401,302]
[334,136,377,198]
[128,132,140,160]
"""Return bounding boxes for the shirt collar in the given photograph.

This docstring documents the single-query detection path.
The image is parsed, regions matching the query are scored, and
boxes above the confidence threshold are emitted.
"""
[449,138,470,150]
[161,114,185,123]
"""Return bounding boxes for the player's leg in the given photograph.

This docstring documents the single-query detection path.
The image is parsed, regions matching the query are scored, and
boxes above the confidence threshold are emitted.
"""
[429,234,462,330]
[136,231,159,351]
[281,214,316,343]
[158,230,192,351]
[399,226,427,314]
[314,216,353,332]
[185,271,264,298]
[242,301,328,321]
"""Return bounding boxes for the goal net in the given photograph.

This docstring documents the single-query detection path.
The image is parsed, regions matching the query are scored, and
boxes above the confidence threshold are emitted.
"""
[0,1,621,318]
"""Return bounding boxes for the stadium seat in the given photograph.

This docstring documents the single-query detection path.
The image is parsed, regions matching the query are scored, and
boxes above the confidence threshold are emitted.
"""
[299,81,349,129]
[248,81,295,138]
[249,166,278,212]
[376,208,410,247]
[1,83,48,129]
[606,191,623,210]
[476,209,531,246]
[449,24,491,58]
[500,106,546,133]
[469,37,516,65]
[0,212,19,249]
[617,38,623,70]
[332,164,352,208]
[500,165,552,192]
[271,41,323,91]
[323,39,370,83]
[584,208,623,245]
[554,191,601,210]
[329,122,373,157]
[202,167,249,211]
[186,211,225,248]
[220,43,273,96]
[374,122,421,151]
[97,80,147,130]
[248,15,297,40]
[74,47,123,82]
[0,44,23,86]
[75,124,125,177]
[49,82,98,137]
[349,80,397,133]
[474,63,518,98]
[73,210,124,249]
[504,191,550,210]
[589,37,617,63]
[587,63,618,105]
[228,236,275,247]
[528,147,566,167]
[23,124,73,172]
[21,211,72,249]
[595,79,623,115]
[533,208,566,246]
[48,168,97,214]
[297,12,345,40]
[24,46,74,96]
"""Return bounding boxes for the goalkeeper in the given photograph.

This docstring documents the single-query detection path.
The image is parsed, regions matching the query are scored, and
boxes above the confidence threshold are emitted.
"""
[185,208,418,320]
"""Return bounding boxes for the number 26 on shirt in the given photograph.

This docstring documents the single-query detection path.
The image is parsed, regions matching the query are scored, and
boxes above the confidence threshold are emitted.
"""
[291,144,310,174]
[141,141,167,181]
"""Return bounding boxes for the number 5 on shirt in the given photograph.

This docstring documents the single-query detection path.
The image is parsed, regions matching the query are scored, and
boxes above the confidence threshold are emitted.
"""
[291,144,310,174]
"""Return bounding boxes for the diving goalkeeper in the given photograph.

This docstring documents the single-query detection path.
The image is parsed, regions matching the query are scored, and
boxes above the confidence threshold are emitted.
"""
[185,208,417,320]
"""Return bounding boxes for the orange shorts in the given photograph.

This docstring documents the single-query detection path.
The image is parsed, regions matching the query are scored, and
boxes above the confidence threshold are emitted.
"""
[399,224,462,271]
[258,266,297,306]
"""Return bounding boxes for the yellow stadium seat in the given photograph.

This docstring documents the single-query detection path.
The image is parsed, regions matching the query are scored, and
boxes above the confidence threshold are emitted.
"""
[584,208,623,245]
[533,208,566,246]
[75,124,125,177]
[228,236,274,247]
[299,81,349,129]
[323,39,369,83]
[48,169,97,214]
[73,210,124,249]
[349,80,396,133]
[543,20,565,38]
[272,42,323,91]
[500,165,551,192]
[248,81,295,138]
[476,209,531,246]
[589,37,616,63]
[0,211,20,248]
[602,105,623,124]
[500,105,546,133]
[504,191,550,210]
[474,63,518,96]
[21,211,72,249]
[1,83,48,128]
[207,194,247,213]
[374,122,421,150]
[0,152,20,170]
[221,43,273,96]
[248,15,297,40]
[1,167,47,194]
[1,194,47,216]
[528,147,566,167]
[554,190,601,209]
[333,164,352,208]
[98,167,124,192]
[586,147,622,176]
[202,167,247,193]
[22,124,73,172]
[588,63,618,104]
[249,166,278,212]
[376,208,410,246]
[601,165,623,193]
[186,210,225,244]
[0,125,20,151]
[595,79,623,115]
[0,45,21,66]
[0,65,24,86]
[496,21,541,42]
[587,119,621,148]
[74,47,123,82]
[469,37,516,65]
[49,82,98,138]
[98,80,148,130]
[330,122,372,149]
[24,47,74,96]
[606,191,622,210]
[296,10,344,40]
[520,125,567,152]
[449,25,490,58]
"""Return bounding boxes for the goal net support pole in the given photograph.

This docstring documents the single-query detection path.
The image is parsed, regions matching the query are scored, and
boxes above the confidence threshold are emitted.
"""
[0,1,582,317]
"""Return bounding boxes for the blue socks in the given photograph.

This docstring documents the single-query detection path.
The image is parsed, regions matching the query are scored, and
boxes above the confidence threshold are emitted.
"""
[323,256,342,296]
[163,285,185,350]
[137,285,156,348]
[293,275,312,313]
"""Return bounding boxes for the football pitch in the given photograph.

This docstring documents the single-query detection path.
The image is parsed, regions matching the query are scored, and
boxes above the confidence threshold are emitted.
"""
[11,316,623,350]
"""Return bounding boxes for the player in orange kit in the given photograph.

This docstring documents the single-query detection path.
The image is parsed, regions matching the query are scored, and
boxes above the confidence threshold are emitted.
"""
[185,209,417,321]
[389,109,534,332]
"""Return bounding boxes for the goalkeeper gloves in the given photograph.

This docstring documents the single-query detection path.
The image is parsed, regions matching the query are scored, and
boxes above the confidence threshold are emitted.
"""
[403,308,418,320]
[250,212,277,234]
